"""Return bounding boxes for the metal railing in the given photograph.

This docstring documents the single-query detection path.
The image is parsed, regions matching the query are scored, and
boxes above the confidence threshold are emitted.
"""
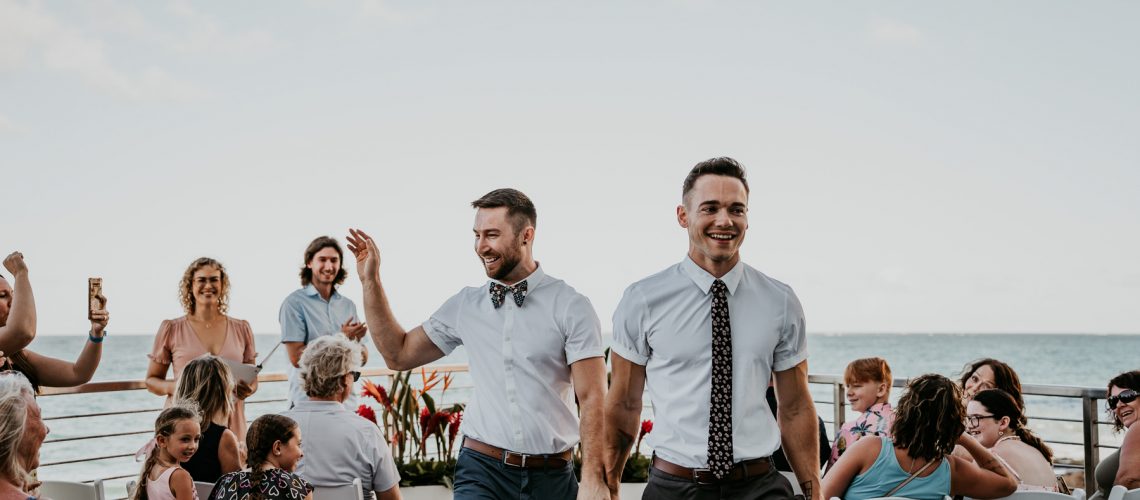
[810,374,1112,493]
[37,369,1112,496]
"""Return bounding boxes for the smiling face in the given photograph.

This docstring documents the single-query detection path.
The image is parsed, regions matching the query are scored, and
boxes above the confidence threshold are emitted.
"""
[191,266,223,313]
[274,428,304,472]
[0,277,10,326]
[158,418,201,464]
[1110,385,1139,429]
[307,247,342,288]
[678,174,748,277]
[964,364,997,399]
[473,207,533,284]
[966,400,1008,447]
[846,379,888,413]
[17,393,48,470]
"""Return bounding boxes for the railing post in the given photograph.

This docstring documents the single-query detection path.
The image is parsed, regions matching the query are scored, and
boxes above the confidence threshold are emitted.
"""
[833,381,846,433]
[1082,393,1100,493]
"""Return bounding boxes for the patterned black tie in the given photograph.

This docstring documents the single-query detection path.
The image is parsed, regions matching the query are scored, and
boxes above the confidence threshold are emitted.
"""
[489,281,528,308]
[708,279,734,479]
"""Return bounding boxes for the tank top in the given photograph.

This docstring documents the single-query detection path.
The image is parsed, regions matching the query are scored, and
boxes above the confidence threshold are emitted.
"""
[146,466,198,500]
[182,422,226,482]
[845,436,952,500]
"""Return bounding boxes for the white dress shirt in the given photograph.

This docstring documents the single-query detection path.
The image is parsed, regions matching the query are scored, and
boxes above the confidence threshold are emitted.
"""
[423,264,604,455]
[282,400,401,497]
[611,257,807,468]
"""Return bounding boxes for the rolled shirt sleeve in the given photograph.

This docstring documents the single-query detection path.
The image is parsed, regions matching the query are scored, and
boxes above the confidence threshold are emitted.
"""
[610,285,651,366]
[422,293,465,355]
[560,293,604,364]
[279,297,309,343]
[772,286,807,372]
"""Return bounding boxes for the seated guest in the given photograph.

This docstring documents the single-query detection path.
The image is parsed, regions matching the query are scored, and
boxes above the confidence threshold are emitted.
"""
[822,374,1017,500]
[1092,370,1140,499]
[175,355,242,482]
[959,358,1025,412]
[210,414,313,500]
[967,389,1057,491]
[0,258,109,392]
[282,335,401,500]
[0,372,50,500]
[829,357,895,470]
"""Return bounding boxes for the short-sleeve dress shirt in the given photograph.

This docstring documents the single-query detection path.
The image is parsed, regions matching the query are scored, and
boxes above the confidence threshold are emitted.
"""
[422,265,605,455]
[282,400,401,497]
[279,285,361,406]
[611,257,807,468]
[149,316,257,441]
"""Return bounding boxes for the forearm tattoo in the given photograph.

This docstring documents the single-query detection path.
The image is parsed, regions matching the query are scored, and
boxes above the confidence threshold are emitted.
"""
[800,481,813,500]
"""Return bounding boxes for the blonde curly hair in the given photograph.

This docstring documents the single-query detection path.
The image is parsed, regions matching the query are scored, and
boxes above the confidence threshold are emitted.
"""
[178,257,230,315]
[0,372,37,489]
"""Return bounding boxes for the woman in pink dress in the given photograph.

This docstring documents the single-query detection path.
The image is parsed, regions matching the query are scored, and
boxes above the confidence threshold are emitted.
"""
[146,257,257,443]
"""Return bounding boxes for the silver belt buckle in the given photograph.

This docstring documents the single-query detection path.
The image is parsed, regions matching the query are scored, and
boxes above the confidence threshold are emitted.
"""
[692,467,714,485]
[504,451,530,468]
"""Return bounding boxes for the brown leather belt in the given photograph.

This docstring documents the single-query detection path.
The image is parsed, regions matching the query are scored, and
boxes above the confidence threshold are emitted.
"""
[652,455,774,484]
[462,437,572,469]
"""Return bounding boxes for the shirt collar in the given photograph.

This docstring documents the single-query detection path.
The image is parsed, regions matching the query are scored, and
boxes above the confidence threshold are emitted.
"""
[488,262,545,290]
[291,400,348,412]
[303,284,340,299]
[680,256,743,295]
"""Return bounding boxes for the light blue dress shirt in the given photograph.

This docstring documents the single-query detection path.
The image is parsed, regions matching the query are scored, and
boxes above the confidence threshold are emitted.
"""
[282,400,401,497]
[279,284,360,406]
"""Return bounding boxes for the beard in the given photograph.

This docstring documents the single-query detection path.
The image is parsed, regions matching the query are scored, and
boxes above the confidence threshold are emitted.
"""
[482,238,525,281]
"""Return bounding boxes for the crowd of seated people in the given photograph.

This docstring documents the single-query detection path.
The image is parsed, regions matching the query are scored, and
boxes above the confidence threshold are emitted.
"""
[3,246,1138,500]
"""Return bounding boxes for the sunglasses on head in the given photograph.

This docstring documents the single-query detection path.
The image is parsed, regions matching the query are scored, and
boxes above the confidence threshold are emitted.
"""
[1107,390,1138,409]
[348,371,361,382]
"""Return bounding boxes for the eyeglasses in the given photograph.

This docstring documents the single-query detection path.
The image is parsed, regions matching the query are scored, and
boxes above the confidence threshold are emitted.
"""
[1107,390,1138,409]
[347,371,361,382]
[966,414,999,427]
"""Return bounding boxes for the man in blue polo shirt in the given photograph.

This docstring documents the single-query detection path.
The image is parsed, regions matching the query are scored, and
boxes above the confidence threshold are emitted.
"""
[280,236,368,408]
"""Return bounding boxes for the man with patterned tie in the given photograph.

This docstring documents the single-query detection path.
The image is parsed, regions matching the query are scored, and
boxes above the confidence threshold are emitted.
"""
[346,188,610,500]
[604,158,822,500]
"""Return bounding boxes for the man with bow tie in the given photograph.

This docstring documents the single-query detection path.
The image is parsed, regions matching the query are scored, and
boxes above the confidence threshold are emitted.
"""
[346,188,609,500]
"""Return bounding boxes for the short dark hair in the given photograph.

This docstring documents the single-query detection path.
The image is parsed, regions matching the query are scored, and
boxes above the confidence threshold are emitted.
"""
[1108,370,1140,431]
[682,157,750,202]
[471,188,537,233]
[300,236,348,287]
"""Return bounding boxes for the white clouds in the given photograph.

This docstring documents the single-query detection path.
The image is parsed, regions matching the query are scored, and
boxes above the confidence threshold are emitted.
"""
[165,0,276,56]
[870,17,922,45]
[0,0,205,101]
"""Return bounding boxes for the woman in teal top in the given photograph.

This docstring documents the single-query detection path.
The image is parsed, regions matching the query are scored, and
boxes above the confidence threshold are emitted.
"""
[823,374,1018,500]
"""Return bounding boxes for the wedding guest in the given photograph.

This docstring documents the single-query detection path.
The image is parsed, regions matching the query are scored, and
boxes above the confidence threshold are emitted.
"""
[146,257,257,442]
[0,372,49,500]
[132,403,201,500]
[210,414,314,500]
[281,334,400,500]
[959,358,1025,411]
[175,356,242,482]
[822,374,1017,500]
[967,389,1057,491]
[347,188,607,500]
[1092,370,1140,499]
[0,254,108,392]
[0,252,35,354]
[829,357,895,469]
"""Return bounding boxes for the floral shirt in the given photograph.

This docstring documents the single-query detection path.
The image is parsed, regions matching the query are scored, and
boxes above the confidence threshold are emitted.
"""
[210,468,313,500]
[829,402,894,467]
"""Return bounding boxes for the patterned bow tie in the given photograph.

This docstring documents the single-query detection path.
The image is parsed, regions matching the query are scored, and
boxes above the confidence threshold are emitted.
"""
[489,281,528,308]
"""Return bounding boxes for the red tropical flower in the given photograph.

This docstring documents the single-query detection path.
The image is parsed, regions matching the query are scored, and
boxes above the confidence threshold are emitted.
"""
[357,404,377,424]
[640,419,653,439]
[448,411,463,444]
[361,379,392,411]
[419,406,431,436]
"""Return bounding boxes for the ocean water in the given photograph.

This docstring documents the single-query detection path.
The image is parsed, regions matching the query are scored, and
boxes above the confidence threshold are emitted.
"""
[25,332,1140,489]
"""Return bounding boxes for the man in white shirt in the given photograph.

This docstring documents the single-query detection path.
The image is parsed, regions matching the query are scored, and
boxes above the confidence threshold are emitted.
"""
[346,188,609,500]
[604,158,822,500]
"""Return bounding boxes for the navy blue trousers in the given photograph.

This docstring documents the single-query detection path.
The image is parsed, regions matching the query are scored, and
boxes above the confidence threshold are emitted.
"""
[452,447,578,500]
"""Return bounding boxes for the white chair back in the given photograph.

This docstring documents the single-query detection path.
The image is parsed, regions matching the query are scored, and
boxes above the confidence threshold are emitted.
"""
[40,479,105,500]
[994,492,1086,500]
[194,481,215,500]
[312,478,364,500]
[1108,486,1140,500]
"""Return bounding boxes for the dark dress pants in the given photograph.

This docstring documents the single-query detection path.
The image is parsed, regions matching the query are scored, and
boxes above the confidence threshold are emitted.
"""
[642,464,796,500]
[453,447,578,500]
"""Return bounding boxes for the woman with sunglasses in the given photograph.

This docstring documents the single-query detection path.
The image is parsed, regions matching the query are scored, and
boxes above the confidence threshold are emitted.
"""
[1093,371,1140,499]
[280,334,401,500]
[966,389,1057,491]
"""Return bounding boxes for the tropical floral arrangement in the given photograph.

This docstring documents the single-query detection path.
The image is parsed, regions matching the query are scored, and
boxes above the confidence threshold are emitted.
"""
[357,368,465,487]
[620,419,654,482]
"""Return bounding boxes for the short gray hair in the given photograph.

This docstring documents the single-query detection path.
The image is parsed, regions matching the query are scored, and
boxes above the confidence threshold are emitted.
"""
[0,372,36,485]
[299,334,362,399]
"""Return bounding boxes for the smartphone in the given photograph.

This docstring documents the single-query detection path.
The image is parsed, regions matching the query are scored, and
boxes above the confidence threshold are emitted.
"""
[88,277,104,320]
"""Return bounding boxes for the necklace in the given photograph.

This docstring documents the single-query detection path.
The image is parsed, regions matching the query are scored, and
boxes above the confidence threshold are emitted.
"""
[995,433,1021,446]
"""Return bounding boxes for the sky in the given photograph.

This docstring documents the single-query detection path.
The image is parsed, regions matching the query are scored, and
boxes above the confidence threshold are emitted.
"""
[3,1,1138,336]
